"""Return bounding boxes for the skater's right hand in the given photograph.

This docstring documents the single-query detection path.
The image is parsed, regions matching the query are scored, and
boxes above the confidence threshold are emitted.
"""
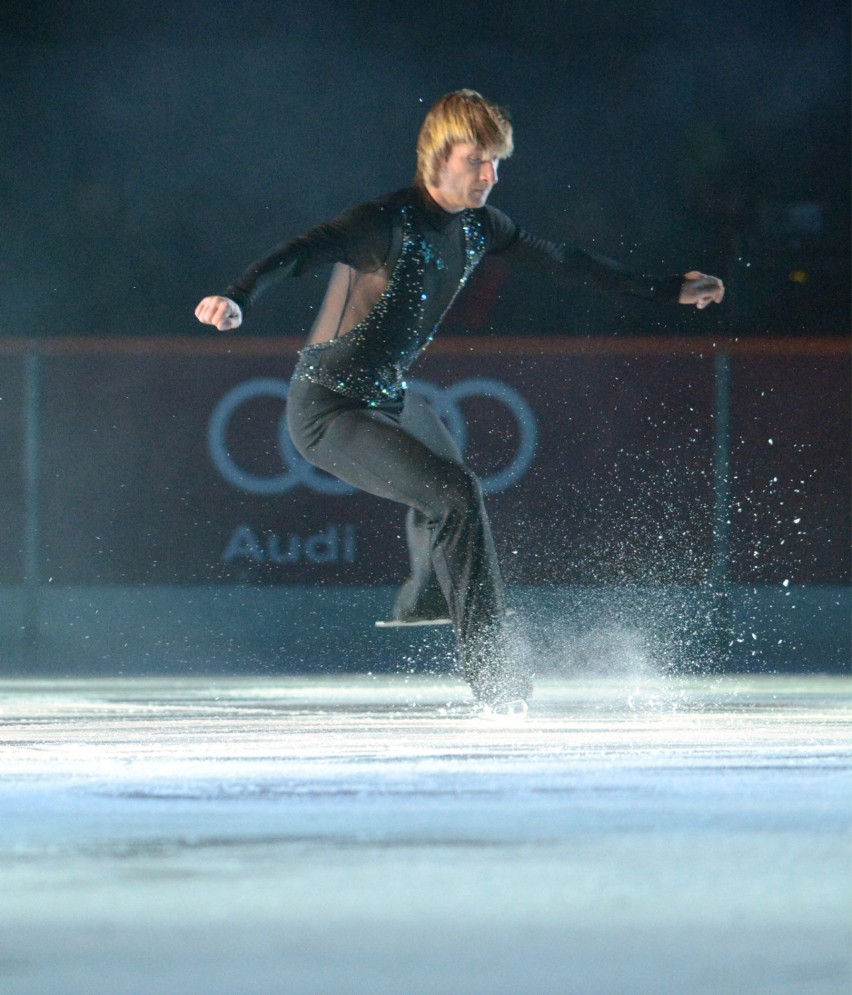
[194,295,243,331]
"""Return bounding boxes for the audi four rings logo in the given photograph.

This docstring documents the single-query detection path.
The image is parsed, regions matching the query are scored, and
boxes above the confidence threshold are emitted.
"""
[207,377,538,496]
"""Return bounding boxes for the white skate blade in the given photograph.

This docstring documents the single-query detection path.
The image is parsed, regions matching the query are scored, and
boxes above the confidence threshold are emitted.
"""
[374,617,452,628]
[375,609,515,629]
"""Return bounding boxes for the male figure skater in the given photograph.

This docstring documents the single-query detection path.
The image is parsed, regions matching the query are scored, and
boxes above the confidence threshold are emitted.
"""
[195,89,724,715]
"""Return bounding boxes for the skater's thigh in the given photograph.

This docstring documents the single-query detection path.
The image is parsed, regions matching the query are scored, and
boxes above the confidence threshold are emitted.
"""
[311,406,474,515]
[400,391,463,463]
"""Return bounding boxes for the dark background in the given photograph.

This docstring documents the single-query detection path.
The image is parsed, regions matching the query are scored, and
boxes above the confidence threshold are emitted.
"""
[1,0,849,340]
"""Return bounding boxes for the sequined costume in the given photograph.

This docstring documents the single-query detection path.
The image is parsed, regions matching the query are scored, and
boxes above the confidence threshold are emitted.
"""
[224,186,683,407]
[222,186,682,705]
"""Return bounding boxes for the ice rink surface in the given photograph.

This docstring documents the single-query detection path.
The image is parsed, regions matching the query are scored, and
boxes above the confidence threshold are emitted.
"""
[1,673,850,995]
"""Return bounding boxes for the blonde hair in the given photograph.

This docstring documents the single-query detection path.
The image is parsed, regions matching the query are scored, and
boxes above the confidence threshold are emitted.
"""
[415,89,514,188]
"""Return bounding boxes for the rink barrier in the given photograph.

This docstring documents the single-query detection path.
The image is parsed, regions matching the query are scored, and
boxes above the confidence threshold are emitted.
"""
[0,335,849,673]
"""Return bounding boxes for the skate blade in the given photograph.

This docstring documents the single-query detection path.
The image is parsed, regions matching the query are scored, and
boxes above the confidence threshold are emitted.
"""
[374,617,452,628]
[375,609,515,629]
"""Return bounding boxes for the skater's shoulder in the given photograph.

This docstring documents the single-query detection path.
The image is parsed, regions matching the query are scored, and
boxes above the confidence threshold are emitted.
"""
[329,189,412,234]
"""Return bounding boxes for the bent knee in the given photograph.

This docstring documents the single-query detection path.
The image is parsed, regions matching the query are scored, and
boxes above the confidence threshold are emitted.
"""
[433,464,484,518]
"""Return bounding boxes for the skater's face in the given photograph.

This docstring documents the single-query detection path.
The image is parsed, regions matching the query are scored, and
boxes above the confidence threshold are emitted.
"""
[429,142,500,212]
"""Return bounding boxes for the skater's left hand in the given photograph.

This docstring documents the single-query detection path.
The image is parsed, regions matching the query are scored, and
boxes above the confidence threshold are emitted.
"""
[679,271,725,309]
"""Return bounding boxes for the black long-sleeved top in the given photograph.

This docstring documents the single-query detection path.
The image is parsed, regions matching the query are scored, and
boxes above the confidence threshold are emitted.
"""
[223,186,683,406]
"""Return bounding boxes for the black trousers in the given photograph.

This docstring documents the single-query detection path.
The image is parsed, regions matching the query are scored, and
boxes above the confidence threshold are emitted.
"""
[286,378,530,705]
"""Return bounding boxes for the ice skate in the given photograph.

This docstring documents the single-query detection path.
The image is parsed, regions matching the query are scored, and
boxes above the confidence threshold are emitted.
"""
[376,608,515,628]
[375,614,453,628]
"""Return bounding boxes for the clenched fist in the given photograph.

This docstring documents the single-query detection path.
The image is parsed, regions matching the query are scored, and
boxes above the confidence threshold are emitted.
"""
[678,271,725,309]
[195,296,243,330]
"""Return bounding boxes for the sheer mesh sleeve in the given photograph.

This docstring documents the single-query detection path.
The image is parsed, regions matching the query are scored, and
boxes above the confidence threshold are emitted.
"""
[223,200,394,314]
[483,206,683,302]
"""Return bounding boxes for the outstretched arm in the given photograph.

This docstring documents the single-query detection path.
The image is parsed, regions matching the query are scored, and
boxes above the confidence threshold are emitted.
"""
[484,207,726,308]
[192,198,392,329]
[678,271,725,309]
